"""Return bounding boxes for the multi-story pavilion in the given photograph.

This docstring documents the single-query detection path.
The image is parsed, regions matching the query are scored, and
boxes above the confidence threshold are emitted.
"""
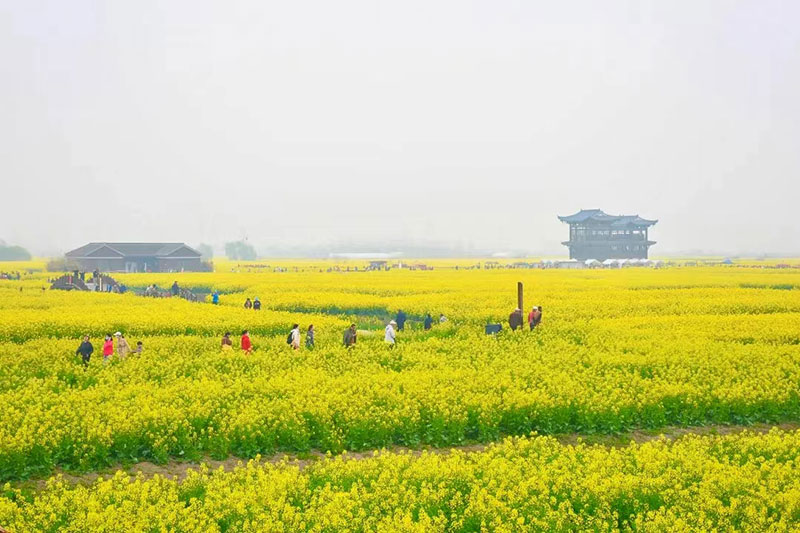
[558,209,657,261]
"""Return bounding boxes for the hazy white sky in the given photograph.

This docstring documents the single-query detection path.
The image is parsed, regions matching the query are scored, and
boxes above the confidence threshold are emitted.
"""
[1,0,798,255]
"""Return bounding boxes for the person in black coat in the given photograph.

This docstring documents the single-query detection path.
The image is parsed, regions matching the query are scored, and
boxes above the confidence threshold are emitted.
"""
[508,308,523,331]
[424,313,433,330]
[76,335,94,368]
[395,310,407,331]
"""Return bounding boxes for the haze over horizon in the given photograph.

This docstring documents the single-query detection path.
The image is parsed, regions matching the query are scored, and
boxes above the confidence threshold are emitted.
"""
[2,1,798,257]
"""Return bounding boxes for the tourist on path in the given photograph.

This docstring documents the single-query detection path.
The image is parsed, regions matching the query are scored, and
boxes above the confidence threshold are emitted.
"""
[244,298,253,309]
[241,330,252,354]
[424,313,433,330]
[343,324,357,347]
[306,325,315,349]
[289,324,300,350]
[171,281,180,296]
[221,332,233,351]
[385,320,397,347]
[102,334,114,363]
[76,335,94,368]
[211,290,220,305]
[395,310,407,331]
[114,332,130,359]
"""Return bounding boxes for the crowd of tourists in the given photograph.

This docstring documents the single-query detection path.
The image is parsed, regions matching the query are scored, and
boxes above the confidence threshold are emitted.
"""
[75,299,542,366]
[75,332,143,368]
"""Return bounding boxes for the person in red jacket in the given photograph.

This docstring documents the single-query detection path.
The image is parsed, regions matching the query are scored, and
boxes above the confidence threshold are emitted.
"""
[241,330,252,354]
[528,306,542,330]
[102,334,114,363]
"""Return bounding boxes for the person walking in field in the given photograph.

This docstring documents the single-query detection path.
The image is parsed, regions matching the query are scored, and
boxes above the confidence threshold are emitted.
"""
[241,330,252,354]
[244,298,253,309]
[289,323,300,350]
[343,324,357,348]
[306,324,315,349]
[221,332,233,351]
[385,320,397,348]
[253,297,262,311]
[528,306,538,330]
[211,290,220,305]
[135,341,143,354]
[76,335,94,368]
[439,313,447,324]
[102,334,114,363]
[114,332,130,359]
[534,306,543,327]
[424,313,433,330]
[508,308,523,331]
[395,310,407,331]
[171,281,180,297]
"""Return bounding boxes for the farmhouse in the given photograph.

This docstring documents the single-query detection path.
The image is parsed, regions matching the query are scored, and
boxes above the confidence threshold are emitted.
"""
[558,209,657,261]
[65,242,203,273]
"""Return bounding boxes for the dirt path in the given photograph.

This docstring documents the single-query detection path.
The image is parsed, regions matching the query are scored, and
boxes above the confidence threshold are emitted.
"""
[14,422,799,491]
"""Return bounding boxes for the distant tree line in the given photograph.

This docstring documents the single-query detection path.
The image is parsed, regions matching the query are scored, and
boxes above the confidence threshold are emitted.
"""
[225,241,257,261]
[0,240,31,261]
[195,243,214,260]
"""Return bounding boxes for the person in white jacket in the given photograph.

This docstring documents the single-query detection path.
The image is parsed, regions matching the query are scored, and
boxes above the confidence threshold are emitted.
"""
[385,320,397,348]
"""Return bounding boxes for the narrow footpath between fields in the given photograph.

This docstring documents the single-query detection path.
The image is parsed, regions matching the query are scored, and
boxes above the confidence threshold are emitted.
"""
[14,421,799,491]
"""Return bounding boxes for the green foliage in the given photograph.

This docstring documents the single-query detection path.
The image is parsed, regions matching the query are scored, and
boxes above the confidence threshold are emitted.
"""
[224,241,257,261]
[0,243,31,261]
[195,243,214,259]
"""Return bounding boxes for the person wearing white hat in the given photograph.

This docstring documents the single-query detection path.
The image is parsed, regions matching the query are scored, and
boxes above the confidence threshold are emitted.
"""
[385,320,397,347]
[114,332,131,360]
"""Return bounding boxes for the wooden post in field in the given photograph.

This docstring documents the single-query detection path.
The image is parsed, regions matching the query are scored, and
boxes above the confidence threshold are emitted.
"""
[517,281,523,311]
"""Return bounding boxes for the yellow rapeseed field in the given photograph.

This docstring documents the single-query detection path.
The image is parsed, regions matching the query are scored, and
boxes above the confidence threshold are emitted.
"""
[1,262,800,530]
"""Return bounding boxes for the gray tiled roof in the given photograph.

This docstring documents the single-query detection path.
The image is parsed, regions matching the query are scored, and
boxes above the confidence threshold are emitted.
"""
[66,242,201,258]
[558,210,657,227]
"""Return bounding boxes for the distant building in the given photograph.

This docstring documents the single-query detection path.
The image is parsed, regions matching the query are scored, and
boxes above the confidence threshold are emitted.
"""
[558,209,657,261]
[366,260,388,271]
[65,242,203,273]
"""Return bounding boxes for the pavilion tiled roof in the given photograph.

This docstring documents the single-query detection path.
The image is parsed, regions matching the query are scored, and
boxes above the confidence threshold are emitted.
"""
[558,210,657,227]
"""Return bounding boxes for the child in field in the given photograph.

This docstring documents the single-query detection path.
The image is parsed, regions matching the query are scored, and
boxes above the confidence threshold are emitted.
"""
[135,341,143,354]
[241,330,252,354]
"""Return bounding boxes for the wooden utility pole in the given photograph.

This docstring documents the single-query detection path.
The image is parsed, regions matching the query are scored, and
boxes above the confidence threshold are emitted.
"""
[517,281,523,311]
